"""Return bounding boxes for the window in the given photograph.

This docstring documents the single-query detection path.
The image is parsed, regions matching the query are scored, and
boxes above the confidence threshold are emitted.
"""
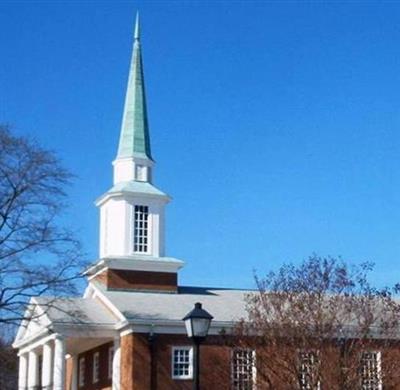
[108,346,114,380]
[360,351,382,390]
[299,351,320,390]
[78,357,85,387]
[231,349,256,390]
[92,352,100,383]
[136,165,146,181]
[172,347,193,379]
[134,205,149,253]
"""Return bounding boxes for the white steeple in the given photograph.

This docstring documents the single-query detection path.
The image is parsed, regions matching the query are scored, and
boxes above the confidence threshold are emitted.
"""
[113,12,153,185]
[94,15,184,276]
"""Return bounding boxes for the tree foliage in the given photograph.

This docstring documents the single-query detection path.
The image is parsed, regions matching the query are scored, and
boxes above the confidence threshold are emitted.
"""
[235,255,400,389]
[0,125,84,324]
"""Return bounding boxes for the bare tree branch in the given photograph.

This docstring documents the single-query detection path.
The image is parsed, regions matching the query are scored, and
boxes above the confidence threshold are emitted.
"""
[0,124,86,325]
[234,255,400,389]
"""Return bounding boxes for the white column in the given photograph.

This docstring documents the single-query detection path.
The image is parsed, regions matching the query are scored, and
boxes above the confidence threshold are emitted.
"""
[41,341,53,389]
[27,350,39,389]
[53,336,66,390]
[18,353,28,390]
[71,355,78,390]
[112,337,121,390]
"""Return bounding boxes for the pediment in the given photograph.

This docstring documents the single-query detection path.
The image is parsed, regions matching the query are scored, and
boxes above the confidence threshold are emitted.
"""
[14,299,51,346]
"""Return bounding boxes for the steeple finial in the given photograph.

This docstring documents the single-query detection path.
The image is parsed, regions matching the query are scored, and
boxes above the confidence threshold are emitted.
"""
[116,12,152,161]
[134,12,140,41]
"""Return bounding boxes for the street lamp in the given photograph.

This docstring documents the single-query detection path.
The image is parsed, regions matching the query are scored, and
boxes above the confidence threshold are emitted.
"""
[183,302,213,390]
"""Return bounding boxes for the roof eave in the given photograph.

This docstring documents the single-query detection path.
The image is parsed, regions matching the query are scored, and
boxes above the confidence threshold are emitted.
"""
[95,190,171,207]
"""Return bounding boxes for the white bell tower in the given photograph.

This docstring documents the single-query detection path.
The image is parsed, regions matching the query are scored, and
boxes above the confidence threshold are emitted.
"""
[92,14,184,281]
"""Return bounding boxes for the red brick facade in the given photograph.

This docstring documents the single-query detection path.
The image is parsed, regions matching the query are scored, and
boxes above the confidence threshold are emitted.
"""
[93,269,178,292]
[72,342,113,390]
[69,333,400,390]
[71,334,231,390]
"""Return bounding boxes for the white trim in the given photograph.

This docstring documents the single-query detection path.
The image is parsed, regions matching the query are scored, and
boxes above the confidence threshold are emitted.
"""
[84,259,106,277]
[360,350,382,390]
[171,346,193,380]
[377,351,382,390]
[108,345,114,380]
[231,348,256,390]
[132,204,151,255]
[86,266,110,281]
[78,357,85,388]
[14,297,52,345]
[95,190,170,208]
[86,256,185,276]
[88,283,126,322]
[112,156,155,168]
[298,350,320,390]
[16,331,55,353]
[112,337,121,390]
[50,323,116,339]
[71,355,78,390]
[115,319,235,335]
[92,351,100,383]
[83,284,95,298]
[119,328,134,337]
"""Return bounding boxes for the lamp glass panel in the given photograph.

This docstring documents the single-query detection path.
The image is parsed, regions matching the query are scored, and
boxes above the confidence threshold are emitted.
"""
[192,318,211,338]
[184,318,194,338]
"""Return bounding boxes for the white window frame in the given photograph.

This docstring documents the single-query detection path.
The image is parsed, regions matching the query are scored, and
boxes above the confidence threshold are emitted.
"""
[135,164,147,182]
[108,345,114,380]
[360,351,382,390]
[78,357,85,388]
[132,204,151,254]
[92,351,100,383]
[298,350,320,390]
[231,348,257,390]
[171,346,193,380]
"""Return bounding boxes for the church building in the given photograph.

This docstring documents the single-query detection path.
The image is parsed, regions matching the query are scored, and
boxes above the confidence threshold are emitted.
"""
[13,15,252,390]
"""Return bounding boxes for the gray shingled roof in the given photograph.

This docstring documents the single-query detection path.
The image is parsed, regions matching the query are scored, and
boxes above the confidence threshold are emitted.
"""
[106,181,168,197]
[95,283,252,323]
[35,297,116,326]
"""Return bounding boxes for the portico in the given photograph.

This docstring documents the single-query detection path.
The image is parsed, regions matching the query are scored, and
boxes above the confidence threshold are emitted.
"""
[17,334,65,390]
[13,296,118,390]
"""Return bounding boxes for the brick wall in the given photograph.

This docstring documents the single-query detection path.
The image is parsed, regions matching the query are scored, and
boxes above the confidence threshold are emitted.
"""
[69,334,400,389]
[120,333,231,390]
[77,341,113,390]
[93,269,178,292]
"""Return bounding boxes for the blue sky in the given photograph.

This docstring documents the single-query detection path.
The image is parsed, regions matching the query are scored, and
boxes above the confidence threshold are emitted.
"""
[1,1,400,289]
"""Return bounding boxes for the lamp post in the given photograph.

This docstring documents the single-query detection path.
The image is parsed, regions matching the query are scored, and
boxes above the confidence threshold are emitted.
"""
[183,302,213,390]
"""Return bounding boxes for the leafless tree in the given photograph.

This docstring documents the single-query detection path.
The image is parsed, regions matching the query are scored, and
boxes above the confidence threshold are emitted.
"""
[234,255,400,389]
[0,324,18,389]
[0,124,85,326]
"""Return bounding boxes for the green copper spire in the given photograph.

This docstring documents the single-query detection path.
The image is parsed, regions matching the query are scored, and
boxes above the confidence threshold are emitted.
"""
[117,13,152,160]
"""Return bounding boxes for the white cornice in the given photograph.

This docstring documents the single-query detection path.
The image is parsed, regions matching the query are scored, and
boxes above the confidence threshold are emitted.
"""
[88,282,126,322]
[112,156,155,168]
[115,319,235,336]
[95,190,170,208]
[85,256,185,276]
